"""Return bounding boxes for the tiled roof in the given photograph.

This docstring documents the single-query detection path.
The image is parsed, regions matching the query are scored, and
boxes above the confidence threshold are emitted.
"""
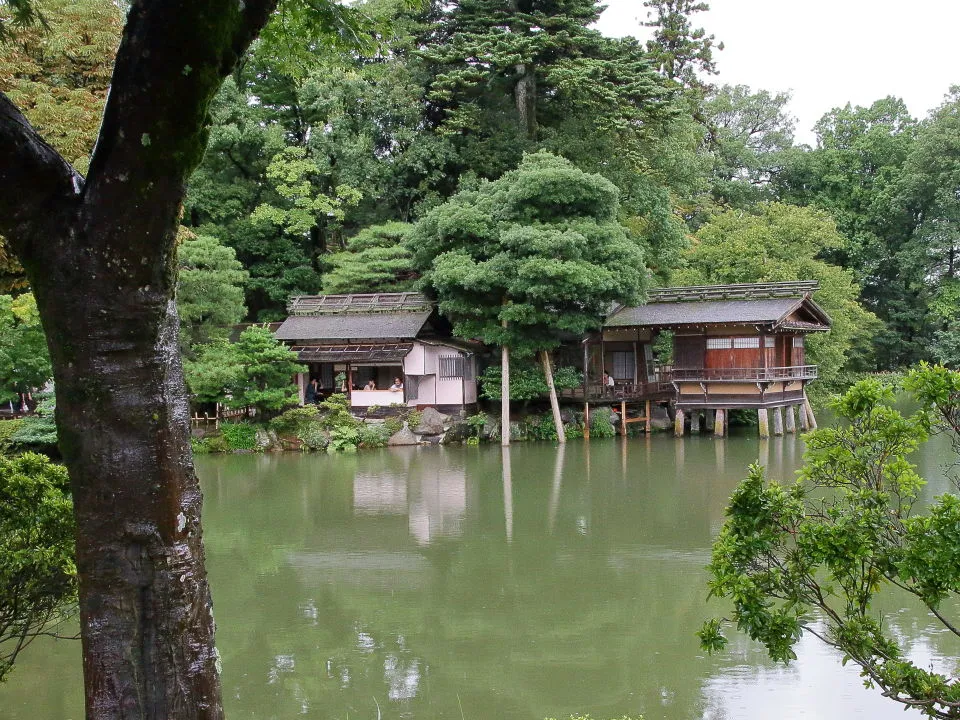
[274,312,432,341]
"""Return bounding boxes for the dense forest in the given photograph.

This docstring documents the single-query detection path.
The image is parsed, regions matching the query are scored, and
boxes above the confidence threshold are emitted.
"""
[2,0,960,398]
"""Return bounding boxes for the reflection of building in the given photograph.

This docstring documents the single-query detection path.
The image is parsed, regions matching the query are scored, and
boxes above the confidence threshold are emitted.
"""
[351,459,467,545]
[274,293,479,414]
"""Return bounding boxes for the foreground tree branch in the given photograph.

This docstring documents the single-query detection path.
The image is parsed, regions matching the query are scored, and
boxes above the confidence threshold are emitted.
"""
[0,1,279,716]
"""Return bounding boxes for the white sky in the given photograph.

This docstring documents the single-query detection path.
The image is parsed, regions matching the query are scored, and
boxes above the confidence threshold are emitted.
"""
[594,0,960,145]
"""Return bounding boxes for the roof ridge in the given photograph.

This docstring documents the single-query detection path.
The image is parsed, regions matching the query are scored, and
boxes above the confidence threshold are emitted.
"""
[648,281,819,304]
[287,292,433,316]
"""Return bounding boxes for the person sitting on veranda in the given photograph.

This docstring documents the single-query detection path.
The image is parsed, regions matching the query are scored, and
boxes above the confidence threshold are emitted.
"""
[364,379,377,391]
[603,370,615,397]
[304,378,319,404]
[389,377,403,392]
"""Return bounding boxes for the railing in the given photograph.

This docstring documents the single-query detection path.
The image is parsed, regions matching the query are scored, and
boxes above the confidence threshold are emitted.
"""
[671,365,818,381]
[583,376,676,401]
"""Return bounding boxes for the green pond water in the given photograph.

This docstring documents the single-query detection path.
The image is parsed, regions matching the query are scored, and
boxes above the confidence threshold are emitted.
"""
[3,430,960,719]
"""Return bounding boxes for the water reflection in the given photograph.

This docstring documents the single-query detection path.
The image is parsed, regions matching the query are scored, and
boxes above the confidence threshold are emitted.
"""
[2,435,959,720]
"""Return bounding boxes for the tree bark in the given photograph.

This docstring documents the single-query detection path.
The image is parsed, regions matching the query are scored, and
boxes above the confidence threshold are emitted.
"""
[541,350,566,443]
[0,1,278,717]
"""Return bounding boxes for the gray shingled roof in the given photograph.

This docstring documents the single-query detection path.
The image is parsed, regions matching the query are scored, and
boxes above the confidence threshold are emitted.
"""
[605,298,806,328]
[274,311,432,341]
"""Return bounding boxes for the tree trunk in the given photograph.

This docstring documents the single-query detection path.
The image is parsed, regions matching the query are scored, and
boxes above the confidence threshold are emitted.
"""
[515,64,537,141]
[501,343,511,446]
[541,350,566,443]
[0,1,279,716]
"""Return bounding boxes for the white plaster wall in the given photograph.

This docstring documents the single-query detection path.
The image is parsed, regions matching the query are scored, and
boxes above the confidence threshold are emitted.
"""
[404,344,426,375]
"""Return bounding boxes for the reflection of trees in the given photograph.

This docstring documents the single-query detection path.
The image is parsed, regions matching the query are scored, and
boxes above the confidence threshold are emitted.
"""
[197,441,834,719]
[7,438,957,718]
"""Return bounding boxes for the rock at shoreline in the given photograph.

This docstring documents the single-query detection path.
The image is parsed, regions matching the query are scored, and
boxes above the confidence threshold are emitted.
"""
[413,407,449,435]
[388,423,420,446]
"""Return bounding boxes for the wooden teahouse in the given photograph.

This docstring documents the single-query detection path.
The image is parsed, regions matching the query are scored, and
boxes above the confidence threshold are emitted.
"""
[273,292,480,415]
[586,281,831,437]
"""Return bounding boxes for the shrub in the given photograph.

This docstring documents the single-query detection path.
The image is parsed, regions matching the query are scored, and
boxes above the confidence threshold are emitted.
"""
[297,423,328,452]
[383,416,404,435]
[10,397,57,450]
[466,412,488,439]
[565,422,584,439]
[0,419,23,451]
[524,414,558,441]
[590,410,616,438]
[220,422,257,451]
[190,436,211,454]
[328,425,359,453]
[358,423,390,448]
[269,406,320,436]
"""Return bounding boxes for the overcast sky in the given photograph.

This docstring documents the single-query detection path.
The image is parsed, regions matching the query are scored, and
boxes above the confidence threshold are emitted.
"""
[594,0,960,145]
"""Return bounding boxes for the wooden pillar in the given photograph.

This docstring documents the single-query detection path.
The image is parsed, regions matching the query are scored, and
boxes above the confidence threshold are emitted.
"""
[645,399,652,435]
[758,408,770,438]
[620,400,627,436]
[714,408,726,437]
[803,393,818,430]
[584,402,590,440]
[705,409,716,433]
[772,406,784,436]
[690,409,700,434]
[785,404,796,434]
[798,402,809,431]
[674,408,686,438]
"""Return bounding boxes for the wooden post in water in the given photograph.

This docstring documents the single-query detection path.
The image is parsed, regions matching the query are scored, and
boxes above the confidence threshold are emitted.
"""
[674,408,686,438]
[620,400,627,436]
[758,408,770,438]
[645,400,652,435]
[584,402,590,440]
[784,404,796,434]
[798,403,809,431]
[772,406,784,436]
[803,393,818,430]
[714,408,726,437]
[690,409,700,434]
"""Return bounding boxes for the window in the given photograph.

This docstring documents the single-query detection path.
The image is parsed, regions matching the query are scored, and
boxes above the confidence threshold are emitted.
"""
[612,351,633,380]
[764,336,775,348]
[439,354,470,379]
[793,336,805,348]
[706,337,732,349]
[732,337,760,349]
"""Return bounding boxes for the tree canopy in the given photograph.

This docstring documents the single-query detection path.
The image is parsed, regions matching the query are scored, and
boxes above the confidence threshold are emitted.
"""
[411,151,647,353]
[675,202,878,390]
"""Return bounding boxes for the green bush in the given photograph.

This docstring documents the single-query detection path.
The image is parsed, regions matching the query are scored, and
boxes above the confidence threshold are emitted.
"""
[466,411,488,439]
[297,423,328,452]
[383,416,404,435]
[190,436,211,454]
[524,414,558,441]
[0,419,23,451]
[565,422,584,439]
[590,411,616,438]
[269,406,320,436]
[358,423,391,448]
[479,365,582,401]
[328,425,359,453]
[9,397,57,450]
[220,422,257,451]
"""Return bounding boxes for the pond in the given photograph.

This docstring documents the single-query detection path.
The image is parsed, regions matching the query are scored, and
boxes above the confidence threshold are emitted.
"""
[3,430,960,719]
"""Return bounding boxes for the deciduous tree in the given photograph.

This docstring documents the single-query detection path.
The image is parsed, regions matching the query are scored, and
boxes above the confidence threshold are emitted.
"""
[0,0,368,715]
[675,202,879,390]
[700,367,960,719]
